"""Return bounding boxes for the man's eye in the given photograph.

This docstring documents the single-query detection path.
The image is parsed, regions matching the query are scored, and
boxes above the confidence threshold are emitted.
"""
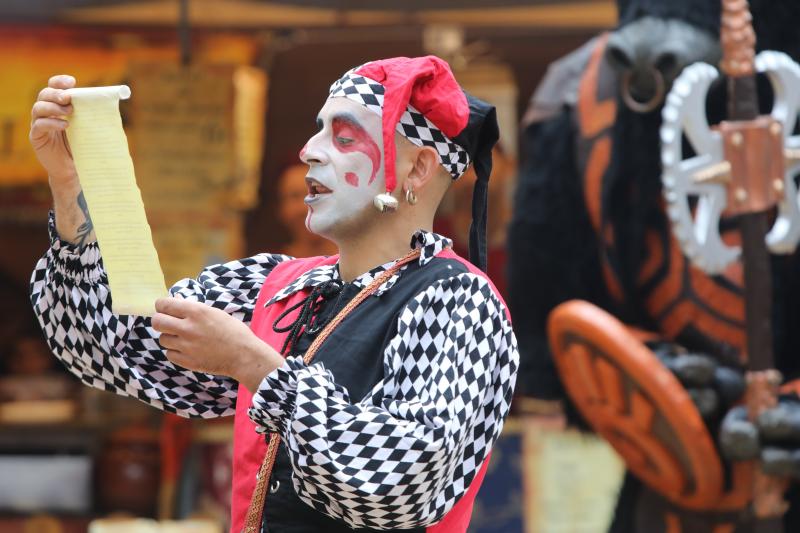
[336,136,353,145]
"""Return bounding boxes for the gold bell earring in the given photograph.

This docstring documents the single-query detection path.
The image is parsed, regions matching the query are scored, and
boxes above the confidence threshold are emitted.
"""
[405,187,418,205]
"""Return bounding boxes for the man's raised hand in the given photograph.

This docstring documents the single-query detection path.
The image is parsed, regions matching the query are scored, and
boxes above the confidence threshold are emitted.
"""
[29,75,78,184]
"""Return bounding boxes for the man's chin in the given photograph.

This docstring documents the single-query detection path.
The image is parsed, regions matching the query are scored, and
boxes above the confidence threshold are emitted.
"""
[306,198,384,240]
[306,217,338,240]
[305,225,326,239]
[307,217,363,243]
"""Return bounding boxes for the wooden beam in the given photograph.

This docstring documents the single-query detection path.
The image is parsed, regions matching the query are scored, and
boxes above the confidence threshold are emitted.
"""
[60,0,616,29]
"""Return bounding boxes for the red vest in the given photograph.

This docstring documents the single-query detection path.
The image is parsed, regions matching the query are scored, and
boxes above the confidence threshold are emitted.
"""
[230,249,502,533]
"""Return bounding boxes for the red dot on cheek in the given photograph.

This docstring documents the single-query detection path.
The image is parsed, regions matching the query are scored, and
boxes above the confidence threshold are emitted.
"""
[345,172,359,187]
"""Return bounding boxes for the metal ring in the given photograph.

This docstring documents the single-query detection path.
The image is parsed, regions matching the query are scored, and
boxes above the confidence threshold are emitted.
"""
[621,67,666,113]
[270,479,280,493]
[405,187,418,205]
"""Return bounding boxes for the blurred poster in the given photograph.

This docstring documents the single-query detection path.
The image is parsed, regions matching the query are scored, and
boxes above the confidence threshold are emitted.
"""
[456,62,518,158]
[129,62,267,211]
[0,38,174,185]
[127,63,267,283]
[147,210,243,286]
[129,63,236,212]
[523,424,624,533]
[0,29,264,195]
[232,66,268,209]
[469,419,624,533]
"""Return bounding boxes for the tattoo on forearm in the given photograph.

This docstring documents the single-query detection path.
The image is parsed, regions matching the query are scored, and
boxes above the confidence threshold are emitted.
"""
[76,191,94,248]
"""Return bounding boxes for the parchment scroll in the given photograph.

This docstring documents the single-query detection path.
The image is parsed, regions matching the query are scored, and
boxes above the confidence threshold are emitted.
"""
[65,85,167,316]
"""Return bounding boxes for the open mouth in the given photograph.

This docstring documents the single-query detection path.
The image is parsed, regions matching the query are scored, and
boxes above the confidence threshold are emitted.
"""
[305,177,333,201]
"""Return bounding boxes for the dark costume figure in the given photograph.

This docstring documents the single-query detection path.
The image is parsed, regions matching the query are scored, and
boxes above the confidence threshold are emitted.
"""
[508,0,800,531]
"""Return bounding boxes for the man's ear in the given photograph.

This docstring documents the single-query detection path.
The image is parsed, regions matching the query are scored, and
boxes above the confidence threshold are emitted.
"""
[405,146,440,192]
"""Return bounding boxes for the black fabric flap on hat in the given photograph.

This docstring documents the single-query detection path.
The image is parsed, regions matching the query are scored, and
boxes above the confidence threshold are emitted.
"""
[453,92,499,273]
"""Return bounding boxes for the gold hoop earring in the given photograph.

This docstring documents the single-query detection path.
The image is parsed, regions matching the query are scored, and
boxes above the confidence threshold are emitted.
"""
[405,187,418,205]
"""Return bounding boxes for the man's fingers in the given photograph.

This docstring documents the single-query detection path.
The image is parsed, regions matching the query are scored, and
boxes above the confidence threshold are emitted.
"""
[30,118,68,138]
[48,74,76,90]
[165,348,186,368]
[151,312,184,335]
[158,333,182,351]
[31,100,73,120]
[38,87,72,106]
[155,297,194,319]
[164,349,196,372]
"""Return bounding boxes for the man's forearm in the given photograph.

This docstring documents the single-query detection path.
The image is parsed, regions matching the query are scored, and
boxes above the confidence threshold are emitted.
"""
[50,175,96,247]
[236,336,285,393]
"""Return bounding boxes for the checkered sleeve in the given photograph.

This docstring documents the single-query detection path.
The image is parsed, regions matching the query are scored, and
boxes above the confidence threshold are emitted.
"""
[248,272,519,529]
[29,212,290,418]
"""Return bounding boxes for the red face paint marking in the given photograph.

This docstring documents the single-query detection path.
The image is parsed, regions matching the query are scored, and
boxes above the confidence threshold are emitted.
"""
[305,205,313,231]
[344,172,359,187]
[299,143,308,160]
[331,116,381,186]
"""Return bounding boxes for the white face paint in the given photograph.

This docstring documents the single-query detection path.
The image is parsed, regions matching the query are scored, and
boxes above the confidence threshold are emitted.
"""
[299,97,386,238]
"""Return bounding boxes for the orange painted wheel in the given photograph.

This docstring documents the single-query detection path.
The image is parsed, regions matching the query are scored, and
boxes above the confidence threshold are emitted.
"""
[548,300,726,510]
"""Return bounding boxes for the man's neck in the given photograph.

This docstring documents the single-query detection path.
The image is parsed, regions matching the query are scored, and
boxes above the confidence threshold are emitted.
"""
[335,218,433,282]
[336,234,408,282]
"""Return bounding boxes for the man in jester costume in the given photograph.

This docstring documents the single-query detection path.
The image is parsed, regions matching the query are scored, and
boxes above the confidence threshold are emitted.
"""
[28,56,518,532]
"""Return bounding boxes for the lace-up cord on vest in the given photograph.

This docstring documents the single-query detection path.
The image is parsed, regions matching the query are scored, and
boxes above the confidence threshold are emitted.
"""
[271,279,345,357]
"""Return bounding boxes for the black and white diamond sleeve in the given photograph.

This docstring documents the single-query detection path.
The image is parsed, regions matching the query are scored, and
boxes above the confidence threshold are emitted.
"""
[247,272,519,529]
[29,212,290,418]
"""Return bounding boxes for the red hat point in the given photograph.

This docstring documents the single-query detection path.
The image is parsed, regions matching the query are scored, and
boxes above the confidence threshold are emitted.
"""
[356,56,470,196]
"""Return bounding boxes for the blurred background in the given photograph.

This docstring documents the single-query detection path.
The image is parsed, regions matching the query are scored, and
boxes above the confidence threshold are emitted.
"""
[0,1,624,532]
